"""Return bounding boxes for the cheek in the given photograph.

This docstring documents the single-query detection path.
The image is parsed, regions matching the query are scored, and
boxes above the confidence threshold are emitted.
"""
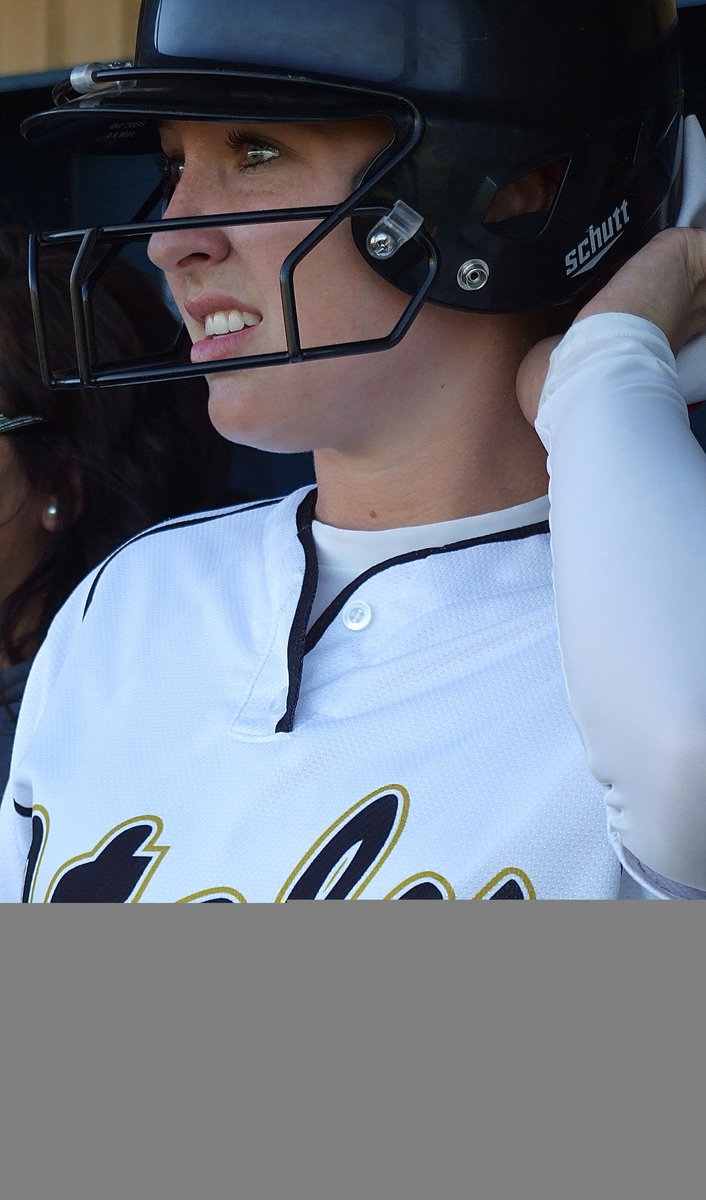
[292,223,407,346]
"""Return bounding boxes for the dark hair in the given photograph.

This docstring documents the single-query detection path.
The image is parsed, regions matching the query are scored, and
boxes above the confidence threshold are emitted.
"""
[0,227,231,673]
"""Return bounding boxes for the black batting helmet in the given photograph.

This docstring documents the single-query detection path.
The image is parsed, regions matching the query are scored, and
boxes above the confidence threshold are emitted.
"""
[23,0,683,386]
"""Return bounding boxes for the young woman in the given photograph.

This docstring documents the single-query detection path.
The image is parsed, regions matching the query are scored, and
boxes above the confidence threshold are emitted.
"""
[2,0,706,900]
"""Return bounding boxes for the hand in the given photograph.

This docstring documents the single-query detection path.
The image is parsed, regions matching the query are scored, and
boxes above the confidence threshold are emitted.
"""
[516,226,706,423]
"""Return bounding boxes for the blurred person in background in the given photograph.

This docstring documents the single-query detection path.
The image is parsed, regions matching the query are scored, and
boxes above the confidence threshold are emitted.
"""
[0,227,231,791]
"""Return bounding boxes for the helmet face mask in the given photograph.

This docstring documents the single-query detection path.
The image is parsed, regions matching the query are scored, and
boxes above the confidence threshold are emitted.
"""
[23,0,684,388]
[28,109,440,389]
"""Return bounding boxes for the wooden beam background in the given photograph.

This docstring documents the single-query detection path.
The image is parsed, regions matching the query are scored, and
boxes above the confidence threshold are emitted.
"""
[0,1,142,75]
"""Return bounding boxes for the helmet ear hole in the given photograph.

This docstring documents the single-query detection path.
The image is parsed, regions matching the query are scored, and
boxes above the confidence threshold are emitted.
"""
[483,160,568,235]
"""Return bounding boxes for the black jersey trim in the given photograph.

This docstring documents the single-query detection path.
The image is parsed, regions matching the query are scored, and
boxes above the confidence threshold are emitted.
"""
[275,490,319,734]
[82,496,282,619]
[14,799,33,819]
[305,519,550,653]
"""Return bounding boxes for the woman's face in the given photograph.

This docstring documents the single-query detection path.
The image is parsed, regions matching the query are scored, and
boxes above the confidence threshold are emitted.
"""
[147,118,450,455]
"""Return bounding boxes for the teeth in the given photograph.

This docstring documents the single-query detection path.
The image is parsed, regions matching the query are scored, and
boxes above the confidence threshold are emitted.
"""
[204,309,260,337]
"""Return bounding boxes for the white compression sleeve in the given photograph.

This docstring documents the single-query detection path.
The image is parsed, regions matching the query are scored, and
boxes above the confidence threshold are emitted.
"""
[536,313,706,890]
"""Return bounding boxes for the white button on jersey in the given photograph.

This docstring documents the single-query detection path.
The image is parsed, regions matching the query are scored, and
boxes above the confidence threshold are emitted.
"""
[342,601,372,630]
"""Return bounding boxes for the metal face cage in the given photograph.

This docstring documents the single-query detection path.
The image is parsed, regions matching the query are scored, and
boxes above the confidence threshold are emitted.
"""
[29,109,439,390]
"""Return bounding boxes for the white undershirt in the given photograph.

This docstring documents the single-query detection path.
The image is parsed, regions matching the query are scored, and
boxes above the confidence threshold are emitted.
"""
[309,495,549,626]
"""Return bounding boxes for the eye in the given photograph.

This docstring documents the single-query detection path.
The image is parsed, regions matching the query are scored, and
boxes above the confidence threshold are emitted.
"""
[227,130,281,169]
[156,154,185,201]
[244,145,280,166]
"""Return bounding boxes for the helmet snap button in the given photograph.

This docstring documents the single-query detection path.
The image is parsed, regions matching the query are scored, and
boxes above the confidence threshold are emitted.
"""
[457,259,490,291]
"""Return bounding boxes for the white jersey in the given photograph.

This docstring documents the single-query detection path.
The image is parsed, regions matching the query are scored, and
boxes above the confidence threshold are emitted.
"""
[0,485,643,901]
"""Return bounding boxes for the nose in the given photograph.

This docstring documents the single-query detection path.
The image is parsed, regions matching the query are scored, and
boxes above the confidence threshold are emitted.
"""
[147,179,233,275]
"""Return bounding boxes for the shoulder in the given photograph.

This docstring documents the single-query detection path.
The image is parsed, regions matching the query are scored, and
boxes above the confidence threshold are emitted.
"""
[82,488,314,618]
[9,488,315,756]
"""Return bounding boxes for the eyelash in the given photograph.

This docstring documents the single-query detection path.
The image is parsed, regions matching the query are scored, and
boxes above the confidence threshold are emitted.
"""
[157,131,281,199]
[227,130,282,167]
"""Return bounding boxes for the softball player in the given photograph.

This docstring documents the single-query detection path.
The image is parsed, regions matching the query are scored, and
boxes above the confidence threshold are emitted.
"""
[2,0,706,899]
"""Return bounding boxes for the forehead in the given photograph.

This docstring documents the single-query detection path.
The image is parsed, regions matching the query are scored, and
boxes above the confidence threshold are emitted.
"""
[158,117,392,148]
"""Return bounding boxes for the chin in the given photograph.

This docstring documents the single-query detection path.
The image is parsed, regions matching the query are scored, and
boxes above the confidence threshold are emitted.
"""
[206,379,315,456]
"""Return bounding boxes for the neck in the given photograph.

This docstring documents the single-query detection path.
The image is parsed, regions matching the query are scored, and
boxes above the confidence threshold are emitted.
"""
[313,310,550,530]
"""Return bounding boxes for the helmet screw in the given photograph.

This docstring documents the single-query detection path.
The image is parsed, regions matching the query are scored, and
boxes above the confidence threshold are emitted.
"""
[457,259,490,291]
[367,230,397,259]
